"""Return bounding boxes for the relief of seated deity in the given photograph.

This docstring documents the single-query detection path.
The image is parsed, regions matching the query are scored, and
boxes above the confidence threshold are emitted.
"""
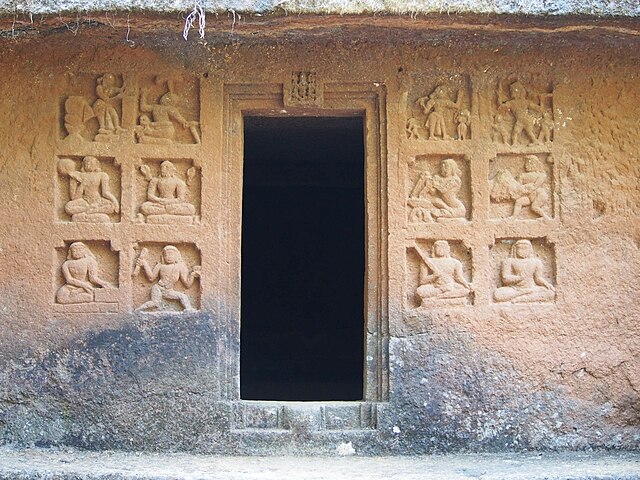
[494,239,555,303]
[136,88,201,144]
[408,159,466,223]
[139,161,197,224]
[58,156,119,223]
[56,242,113,304]
[413,240,472,307]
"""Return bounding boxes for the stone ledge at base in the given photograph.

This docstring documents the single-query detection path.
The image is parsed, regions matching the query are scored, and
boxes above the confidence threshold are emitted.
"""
[0,448,638,480]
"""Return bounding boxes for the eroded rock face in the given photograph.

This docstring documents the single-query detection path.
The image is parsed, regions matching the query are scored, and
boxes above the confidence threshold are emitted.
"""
[0,16,638,454]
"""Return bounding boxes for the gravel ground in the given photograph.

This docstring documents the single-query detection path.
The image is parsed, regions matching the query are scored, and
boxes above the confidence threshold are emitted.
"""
[0,447,638,479]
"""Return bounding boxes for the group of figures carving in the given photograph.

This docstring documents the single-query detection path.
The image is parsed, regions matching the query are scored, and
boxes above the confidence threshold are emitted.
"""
[56,73,202,311]
[57,157,199,225]
[406,84,470,141]
[64,74,200,144]
[406,79,554,145]
[56,242,201,312]
[407,154,552,224]
[410,239,554,307]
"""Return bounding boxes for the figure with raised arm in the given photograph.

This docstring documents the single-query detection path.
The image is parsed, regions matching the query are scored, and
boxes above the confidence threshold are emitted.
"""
[499,80,543,145]
[416,85,462,140]
[93,73,126,141]
[494,240,555,303]
[134,246,201,312]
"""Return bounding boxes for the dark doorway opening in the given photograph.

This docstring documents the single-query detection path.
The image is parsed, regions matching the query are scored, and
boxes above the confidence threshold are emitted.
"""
[241,116,365,401]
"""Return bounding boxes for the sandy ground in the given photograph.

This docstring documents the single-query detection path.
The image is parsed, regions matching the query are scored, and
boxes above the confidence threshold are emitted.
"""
[0,447,638,479]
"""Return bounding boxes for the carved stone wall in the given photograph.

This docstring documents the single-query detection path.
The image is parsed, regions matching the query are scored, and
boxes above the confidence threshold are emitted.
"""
[0,16,638,455]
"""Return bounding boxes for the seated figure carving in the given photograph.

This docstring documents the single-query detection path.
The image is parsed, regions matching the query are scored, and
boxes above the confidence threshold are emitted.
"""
[56,242,112,304]
[60,156,119,223]
[414,240,472,307]
[408,158,466,223]
[139,161,197,224]
[494,239,555,303]
[134,245,201,312]
[137,88,200,144]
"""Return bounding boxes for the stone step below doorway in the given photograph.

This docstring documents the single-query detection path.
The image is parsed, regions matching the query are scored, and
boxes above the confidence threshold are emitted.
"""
[231,402,378,432]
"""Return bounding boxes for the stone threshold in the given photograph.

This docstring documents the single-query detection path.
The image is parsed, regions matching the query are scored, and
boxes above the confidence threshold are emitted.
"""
[0,447,638,480]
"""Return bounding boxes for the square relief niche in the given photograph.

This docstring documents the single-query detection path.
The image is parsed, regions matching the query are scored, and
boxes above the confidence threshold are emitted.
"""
[135,158,201,225]
[132,243,201,313]
[490,77,554,146]
[489,153,554,221]
[407,155,471,224]
[490,238,556,304]
[405,74,472,141]
[55,156,121,223]
[406,239,473,310]
[60,73,200,145]
[54,240,120,313]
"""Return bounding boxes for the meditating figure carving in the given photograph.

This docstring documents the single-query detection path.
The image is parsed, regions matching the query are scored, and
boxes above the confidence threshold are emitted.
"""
[413,240,472,307]
[56,242,112,304]
[134,245,201,312]
[494,239,555,303]
[498,80,543,145]
[59,156,119,223]
[139,161,197,224]
[137,87,200,144]
[416,85,462,140]
[408,159,466,223]
[490,155,550,219]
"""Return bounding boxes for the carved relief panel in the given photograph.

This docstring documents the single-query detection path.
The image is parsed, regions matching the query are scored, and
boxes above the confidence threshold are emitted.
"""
[405,75,472,141]
[492,77,554,146]
[132,243,201,312]
[54,240,120,313]
[56,156,121,223]
[406,155,471,224]
[406,239,473,309]
[489,153,555,220]
[135,158,201,224]
[61,73,201,145]
[490,238,556,304]
[284,71,323,107]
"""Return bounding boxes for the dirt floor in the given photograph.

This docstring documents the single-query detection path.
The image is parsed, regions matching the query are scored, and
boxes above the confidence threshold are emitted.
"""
[0,447,638,479]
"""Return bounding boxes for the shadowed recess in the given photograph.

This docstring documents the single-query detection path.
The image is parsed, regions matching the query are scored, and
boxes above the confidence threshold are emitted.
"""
[241,116,365,401]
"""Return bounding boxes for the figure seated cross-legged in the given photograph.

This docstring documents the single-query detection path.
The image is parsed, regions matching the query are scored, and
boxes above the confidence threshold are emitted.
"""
[414,240,472,307]
[56,242,112,304]
[134,246,201,312]
[494,239,555,303]
[61,156,119,223]
[139,161,197,224]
